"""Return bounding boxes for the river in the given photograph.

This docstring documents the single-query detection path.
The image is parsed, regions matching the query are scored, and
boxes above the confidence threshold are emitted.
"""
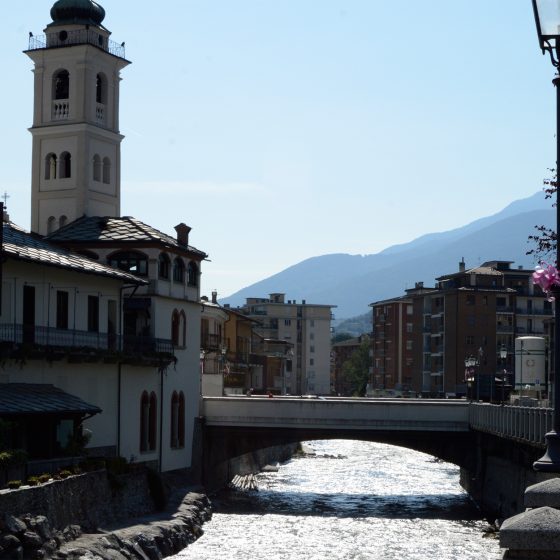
[174,440,502,559]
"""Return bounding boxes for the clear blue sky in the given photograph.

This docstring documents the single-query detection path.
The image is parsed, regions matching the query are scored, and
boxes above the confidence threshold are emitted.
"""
[0,1,555,298]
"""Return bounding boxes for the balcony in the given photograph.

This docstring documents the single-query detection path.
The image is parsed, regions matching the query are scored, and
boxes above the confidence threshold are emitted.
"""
[496,306,514,314]
[28,30,126,59]
[496,325,514,333]
[515,307,553,316]
[201,333,223,350]
[0,324,174,367]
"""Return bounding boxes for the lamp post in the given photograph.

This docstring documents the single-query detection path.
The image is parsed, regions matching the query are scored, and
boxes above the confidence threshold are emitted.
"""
[532,0,560,471]
[500,345,508,404]
[465,355,478,401]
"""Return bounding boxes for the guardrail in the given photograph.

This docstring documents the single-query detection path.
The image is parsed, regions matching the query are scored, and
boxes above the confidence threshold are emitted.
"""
[469,402,552,447]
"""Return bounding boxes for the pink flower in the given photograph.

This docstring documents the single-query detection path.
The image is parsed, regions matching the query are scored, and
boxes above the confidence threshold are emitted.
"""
[533,263,560,300]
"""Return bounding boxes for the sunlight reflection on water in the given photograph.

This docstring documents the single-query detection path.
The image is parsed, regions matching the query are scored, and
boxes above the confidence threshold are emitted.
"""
[174,440,502,560]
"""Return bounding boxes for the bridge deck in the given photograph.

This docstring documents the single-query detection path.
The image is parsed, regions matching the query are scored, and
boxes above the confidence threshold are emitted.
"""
[202,396,470,433]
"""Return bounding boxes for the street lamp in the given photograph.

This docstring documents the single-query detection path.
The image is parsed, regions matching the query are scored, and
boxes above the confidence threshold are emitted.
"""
[531,0,560,471]
[465,355,478,401]
[500,346,508,404]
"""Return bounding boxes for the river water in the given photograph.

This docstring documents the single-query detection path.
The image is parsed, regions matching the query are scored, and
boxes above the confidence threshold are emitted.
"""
[174,440,502,560]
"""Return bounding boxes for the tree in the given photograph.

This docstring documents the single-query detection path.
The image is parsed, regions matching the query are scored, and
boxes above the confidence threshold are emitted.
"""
[331,332,354,344]
[341,340,372,397]
[528,174,556,259]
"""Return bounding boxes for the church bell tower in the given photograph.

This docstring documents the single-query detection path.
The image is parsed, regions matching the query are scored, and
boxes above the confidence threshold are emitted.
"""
[25,0,130,235]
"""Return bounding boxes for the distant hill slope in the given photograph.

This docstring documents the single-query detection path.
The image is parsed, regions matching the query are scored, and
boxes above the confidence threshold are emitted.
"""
[222,192,553,319]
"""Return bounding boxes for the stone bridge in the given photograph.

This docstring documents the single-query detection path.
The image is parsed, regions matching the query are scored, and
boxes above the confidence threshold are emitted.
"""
[200,396,552,517]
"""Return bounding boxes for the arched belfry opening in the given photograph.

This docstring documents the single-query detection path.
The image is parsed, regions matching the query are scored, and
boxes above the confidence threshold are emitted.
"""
[53,69,69,100]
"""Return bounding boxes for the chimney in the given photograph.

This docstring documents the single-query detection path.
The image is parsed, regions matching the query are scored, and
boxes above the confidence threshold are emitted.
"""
[415,281,424,289]
[211,290,218,304]
[174,223,192,246]
[459,257,466,272]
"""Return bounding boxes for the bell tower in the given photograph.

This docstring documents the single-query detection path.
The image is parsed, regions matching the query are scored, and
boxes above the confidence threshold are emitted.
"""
[25,0,130,235]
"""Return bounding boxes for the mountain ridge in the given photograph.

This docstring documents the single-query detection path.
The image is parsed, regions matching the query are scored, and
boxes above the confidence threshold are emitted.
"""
[222,192,553,319]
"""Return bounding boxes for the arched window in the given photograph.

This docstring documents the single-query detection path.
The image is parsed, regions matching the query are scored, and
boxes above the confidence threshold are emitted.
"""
[171,310,180,347]
[173,258,185,283]
[108,251,148,276]
[179,310,187,348]
[187,261,199,287]
[45,153,57,180]
[170,391,185,449]
[148,392,157,451]
[59,152,71,178]
[47,216,56,234]
[96,73,107,104]
[59,215,68,228]
[140,391,149,452]
[178,391,185,447]
[93,154,101,182]
[158,253,170,280]
[102,157,111,184]
[171,391,179,448]
[54,70,69,100]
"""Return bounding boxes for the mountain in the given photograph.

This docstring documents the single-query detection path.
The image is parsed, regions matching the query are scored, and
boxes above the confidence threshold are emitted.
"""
[222,192,554,319]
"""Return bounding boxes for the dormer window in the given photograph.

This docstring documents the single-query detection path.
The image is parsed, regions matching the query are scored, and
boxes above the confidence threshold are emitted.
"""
[187,261,199,287]
[108,251,148,276]
[159,253,170,279]
[173,258,185,283]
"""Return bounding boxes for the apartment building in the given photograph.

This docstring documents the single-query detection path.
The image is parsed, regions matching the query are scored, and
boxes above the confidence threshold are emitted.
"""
[239,294,334,395]
[370,260,550,397]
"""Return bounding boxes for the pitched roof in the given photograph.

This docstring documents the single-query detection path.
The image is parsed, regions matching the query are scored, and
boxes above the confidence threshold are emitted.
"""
[0,384,101,416]
[47,216,207,259]
[3,222,146,284]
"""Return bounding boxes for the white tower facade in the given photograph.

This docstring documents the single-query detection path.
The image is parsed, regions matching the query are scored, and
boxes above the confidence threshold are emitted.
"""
[25,0,130,235]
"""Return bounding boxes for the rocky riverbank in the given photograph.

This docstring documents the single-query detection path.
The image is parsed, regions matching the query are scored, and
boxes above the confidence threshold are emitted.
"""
[0,469,212,559]
[0,490,211,559]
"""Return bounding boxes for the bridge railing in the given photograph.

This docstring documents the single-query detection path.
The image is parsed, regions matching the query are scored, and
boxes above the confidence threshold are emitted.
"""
[469,403,552,447]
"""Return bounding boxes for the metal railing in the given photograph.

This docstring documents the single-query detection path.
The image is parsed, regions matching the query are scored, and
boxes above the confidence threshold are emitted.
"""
[0,323,173,361]
[28,30,126,59]
[469,402,552,447]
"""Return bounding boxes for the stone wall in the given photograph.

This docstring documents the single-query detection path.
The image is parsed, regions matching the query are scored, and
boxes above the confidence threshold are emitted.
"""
[0,470,154,532]
[460,431,553,520]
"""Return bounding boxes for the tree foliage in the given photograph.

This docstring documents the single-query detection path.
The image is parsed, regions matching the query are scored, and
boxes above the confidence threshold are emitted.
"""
[331,332,354,344]
[341,340,371,397]
[528,174,556,260]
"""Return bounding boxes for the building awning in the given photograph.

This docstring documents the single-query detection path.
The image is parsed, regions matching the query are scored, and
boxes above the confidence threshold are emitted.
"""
[0,384,101,416]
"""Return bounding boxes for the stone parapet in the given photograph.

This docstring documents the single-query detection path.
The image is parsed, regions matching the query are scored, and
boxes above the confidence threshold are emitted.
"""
[500,478,560,559]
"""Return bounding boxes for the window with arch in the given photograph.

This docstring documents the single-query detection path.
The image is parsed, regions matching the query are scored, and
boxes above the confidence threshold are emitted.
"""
[96,73,107,104]
[47,216,56,234]
[102,157,111,184]
[59,152,71,179]
[93,154,101,182]
[140,391,157,452]
[159,253,170,280]
[171,309,186,348]
[108,251,148,276]
[170,391,185,448]
[45,153,57,180]
[187,261,199,287]
[53,69,69,100]
[59,215,68,228]
[173,258,185,283]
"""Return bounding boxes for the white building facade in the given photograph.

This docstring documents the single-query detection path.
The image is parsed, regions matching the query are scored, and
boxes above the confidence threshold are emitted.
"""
[0,0,207,474]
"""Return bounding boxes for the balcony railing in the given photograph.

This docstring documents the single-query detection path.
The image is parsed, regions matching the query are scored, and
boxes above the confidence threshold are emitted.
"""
[201,333,223,350]
[28,30,126,59]
[515,307,553,316]
[0,324,174,366]
[469,402,551,447]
